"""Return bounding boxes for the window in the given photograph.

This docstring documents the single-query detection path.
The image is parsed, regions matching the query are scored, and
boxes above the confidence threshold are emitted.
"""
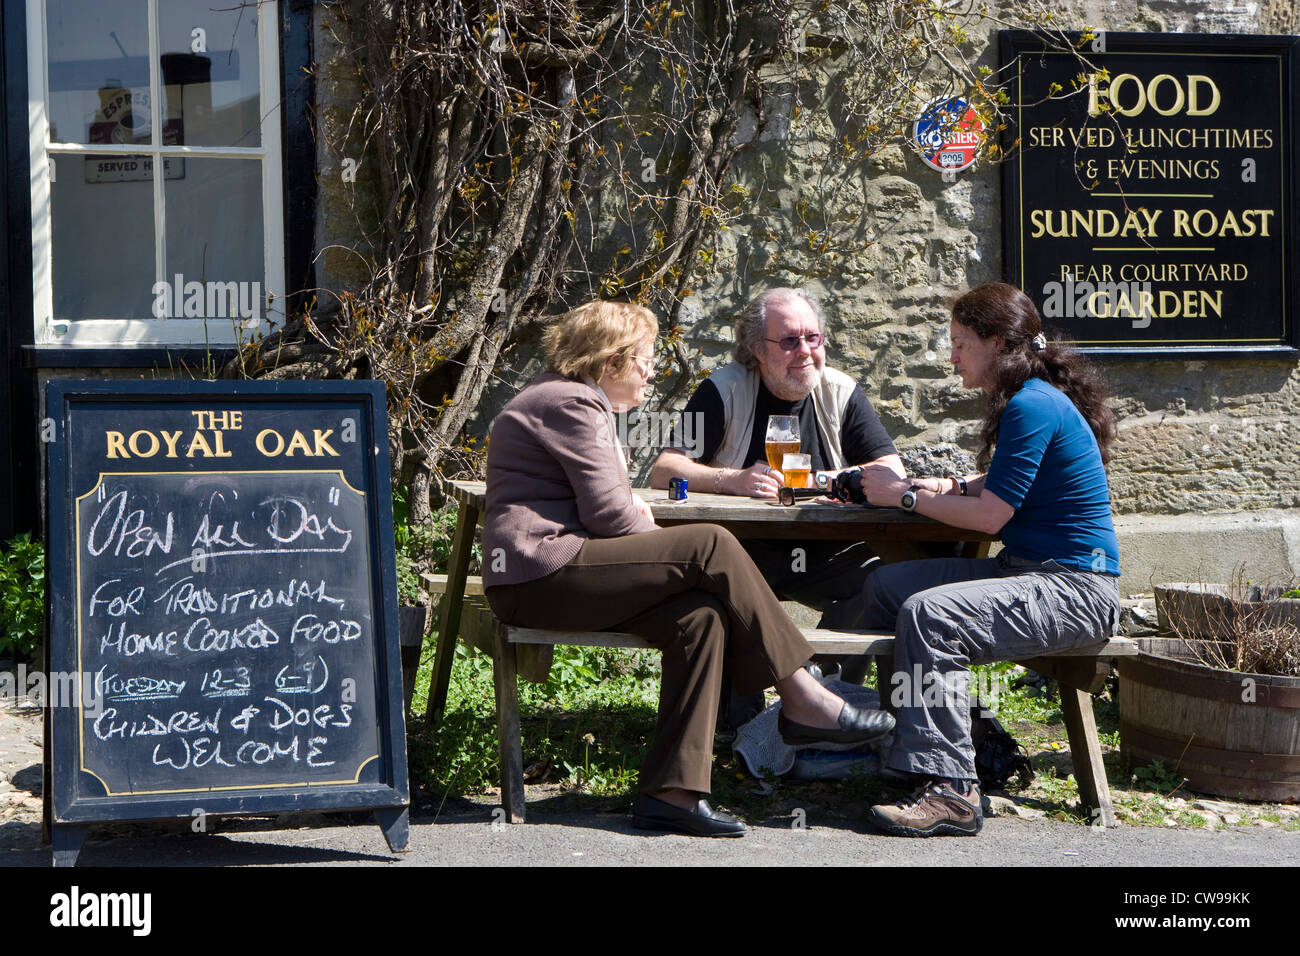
[28,0,283,347]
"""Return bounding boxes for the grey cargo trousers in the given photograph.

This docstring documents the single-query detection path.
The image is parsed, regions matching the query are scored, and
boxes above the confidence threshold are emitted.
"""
[863,551,1120,781]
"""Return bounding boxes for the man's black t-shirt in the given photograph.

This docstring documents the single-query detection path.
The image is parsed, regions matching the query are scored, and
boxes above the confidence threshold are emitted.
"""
[673,375,896,470]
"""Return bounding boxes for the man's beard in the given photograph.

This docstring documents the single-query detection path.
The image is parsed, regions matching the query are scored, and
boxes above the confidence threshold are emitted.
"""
[765,365,820,401]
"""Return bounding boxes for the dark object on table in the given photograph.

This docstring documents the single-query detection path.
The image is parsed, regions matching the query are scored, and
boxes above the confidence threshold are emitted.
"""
[778,486,824,506]
[827,467,867,505]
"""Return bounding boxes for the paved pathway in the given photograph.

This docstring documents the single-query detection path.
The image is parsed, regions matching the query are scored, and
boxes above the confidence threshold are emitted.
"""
[4,689,1297,867]
[4,802,1298,867]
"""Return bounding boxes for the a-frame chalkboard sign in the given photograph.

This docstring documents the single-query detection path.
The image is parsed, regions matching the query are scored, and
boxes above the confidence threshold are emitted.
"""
[44,380,409,866]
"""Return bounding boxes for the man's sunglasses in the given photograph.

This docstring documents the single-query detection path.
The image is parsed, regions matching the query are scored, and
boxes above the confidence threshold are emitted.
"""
[766,332,826,351]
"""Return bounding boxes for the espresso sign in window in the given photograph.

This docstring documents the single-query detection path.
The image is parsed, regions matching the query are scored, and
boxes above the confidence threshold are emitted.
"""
[1000,32,1299,354]
[44,381,408,865]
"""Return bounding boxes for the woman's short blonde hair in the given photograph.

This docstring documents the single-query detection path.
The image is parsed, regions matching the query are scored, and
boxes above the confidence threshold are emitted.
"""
[542,300,658,383]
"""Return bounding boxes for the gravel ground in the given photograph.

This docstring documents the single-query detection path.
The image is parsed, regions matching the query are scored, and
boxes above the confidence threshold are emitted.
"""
[4,682,1297,867]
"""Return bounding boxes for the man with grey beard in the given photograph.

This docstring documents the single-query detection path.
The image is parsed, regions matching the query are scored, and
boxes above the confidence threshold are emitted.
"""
[651,288,904,724]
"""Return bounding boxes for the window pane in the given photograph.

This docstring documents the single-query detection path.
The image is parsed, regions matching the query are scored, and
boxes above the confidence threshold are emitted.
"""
[158,0,263,147]
[51,156,156,321]
[164,159,264,327]
[46,0,152,146]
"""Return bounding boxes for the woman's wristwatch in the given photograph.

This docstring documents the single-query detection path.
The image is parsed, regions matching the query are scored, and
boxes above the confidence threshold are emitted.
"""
[900,485,922,511]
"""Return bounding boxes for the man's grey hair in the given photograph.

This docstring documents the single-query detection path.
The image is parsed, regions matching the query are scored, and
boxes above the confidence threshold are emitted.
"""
[734,288,825,370]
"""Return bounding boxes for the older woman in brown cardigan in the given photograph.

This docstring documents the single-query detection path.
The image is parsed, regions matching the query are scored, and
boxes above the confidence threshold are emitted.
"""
[483,300,893,837]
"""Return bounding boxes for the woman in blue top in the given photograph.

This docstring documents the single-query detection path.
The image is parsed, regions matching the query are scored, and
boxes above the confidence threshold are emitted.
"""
[859,281,1121,838]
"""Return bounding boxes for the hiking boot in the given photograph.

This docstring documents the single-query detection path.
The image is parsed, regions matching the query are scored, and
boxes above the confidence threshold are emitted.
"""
[868,779,983,837]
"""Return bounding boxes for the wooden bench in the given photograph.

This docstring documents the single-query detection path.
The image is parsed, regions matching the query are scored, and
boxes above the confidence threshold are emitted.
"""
[423,572,484,596]
[424,574,1137,829]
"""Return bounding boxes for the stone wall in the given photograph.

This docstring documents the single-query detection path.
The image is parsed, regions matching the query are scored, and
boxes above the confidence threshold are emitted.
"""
[643,0,1300,523]
[310,1,1300,585]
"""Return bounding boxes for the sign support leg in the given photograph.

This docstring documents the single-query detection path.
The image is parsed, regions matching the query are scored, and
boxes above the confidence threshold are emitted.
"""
[51,824,86,867]
[375,807,410,852]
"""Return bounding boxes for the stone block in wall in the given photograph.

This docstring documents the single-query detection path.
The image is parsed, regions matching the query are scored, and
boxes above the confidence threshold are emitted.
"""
[1113,510,1300,592]
[935,179,976,224]
[845,325,923,355]
[865,178,926,224]
[926,416,982,447]
[919,380,985,421]
[875,237,932,289]
[879,381,916,411]
[1109,412,1300,514]
[929,234,979,287]
[887,290,952,319]
[675,296,735,345]
[904,356,952,380]
[1263,0,1299,32]
[897,442,978,478]
[867,145,908,175]
[873,400,915,439]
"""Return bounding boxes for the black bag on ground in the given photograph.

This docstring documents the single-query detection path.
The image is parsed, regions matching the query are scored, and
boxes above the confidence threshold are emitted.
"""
[971,701,1034,790]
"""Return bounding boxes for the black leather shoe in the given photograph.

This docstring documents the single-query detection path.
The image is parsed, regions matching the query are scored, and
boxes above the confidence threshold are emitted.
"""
[632,794,747,838]
[778,701,895,749]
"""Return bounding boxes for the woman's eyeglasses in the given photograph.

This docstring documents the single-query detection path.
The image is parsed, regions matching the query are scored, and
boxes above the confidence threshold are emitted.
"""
[630,353,657,376]
[766,332,826,351]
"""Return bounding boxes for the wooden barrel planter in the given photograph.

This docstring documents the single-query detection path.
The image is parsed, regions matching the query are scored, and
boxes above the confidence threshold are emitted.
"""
[1118,636,1300,802]
[1153,582,1300,638]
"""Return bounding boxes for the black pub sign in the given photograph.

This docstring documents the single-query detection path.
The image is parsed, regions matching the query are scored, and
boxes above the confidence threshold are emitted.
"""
[44,380,408,865]
[1000,31,1300,354]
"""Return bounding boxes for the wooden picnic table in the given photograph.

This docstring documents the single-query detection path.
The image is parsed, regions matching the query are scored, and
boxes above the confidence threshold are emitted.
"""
[420,478,1133,826]
[421,479,996,724]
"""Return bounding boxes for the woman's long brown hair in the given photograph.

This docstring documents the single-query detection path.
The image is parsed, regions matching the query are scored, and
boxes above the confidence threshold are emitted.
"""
[951,282,1116,471]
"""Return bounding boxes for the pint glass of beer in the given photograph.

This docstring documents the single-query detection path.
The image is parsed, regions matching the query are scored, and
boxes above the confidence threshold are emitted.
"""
[782,453,812,489]
[765,415,800,475]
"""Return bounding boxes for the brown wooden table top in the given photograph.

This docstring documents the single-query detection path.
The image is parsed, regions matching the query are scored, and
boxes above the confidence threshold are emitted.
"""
[445,479,996,543]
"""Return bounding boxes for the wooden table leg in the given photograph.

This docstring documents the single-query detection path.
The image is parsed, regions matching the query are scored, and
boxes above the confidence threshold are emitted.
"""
[1017,655,1115,826]
[1059,683,1117,828]
[423,499,479,725]
[874,654,896,714]
[492,624,526,824]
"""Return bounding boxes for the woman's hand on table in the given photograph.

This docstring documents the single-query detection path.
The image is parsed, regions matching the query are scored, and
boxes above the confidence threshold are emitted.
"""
[860,462,911,508]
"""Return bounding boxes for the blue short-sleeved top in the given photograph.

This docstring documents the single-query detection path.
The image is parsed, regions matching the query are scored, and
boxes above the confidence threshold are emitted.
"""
[981,378,1120,575]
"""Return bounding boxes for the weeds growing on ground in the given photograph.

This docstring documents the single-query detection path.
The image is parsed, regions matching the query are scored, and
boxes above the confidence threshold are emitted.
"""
[971,660,1063,723]
[404,639,1277,832]
[0,534,44,662]
[1131,758,1186,796]
[407,642,660,803]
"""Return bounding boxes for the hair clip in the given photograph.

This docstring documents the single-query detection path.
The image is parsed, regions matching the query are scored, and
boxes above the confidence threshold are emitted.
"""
[1030,333,1047,352]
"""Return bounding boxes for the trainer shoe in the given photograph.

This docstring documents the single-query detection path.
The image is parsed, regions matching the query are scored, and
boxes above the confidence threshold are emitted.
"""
[868,779,983,837]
